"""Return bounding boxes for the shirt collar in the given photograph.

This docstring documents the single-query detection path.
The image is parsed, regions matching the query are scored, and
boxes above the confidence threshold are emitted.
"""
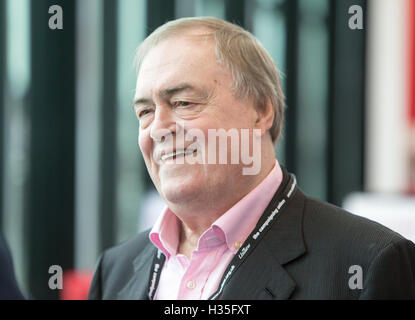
[149,206,180,259]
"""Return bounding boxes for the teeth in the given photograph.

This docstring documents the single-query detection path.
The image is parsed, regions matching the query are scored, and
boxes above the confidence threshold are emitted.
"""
[160,149,196,161]
[161,150,184,161]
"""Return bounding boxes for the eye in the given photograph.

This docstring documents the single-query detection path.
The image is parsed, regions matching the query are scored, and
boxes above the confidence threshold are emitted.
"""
[172,101,193,108]
[136,108,153,119]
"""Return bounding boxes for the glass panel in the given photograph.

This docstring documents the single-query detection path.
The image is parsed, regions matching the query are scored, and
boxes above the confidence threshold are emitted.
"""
[116,0,147,242]
[74,0,103,270]
[251,0,287,165]
[2,0,30,296]
[195,0,225,18]
[175,0,196,18]
[295,0,329,200]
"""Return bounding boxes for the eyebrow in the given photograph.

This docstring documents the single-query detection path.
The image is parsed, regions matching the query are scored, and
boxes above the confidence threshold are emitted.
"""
[162,83,194,97]
[132,97,152,108]
[132,83,206,108]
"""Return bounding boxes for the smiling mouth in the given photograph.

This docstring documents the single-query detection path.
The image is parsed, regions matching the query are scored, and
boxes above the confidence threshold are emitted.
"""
[160,148,197,162]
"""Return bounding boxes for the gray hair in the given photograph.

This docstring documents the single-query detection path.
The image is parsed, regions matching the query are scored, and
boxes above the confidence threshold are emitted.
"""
[134,17,285,144]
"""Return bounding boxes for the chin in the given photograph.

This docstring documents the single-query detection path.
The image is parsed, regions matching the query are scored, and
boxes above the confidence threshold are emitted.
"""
[158,166,204,201]
[161,180,202,205]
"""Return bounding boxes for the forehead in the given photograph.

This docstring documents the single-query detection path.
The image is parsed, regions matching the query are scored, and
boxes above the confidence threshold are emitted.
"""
[135,33,230,97]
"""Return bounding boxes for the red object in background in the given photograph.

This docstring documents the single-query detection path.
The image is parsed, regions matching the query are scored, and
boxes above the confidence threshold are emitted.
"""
[409,0,415,195]
[410,0,415,124]
[60,270,93,300]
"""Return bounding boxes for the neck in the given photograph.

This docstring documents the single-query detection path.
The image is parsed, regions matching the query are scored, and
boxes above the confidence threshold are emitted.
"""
[177,222,203,259]
[171,158,276,223]
[175,156,276,259]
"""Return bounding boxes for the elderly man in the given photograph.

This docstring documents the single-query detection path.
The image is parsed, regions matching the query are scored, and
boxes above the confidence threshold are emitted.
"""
[89,17,415,300]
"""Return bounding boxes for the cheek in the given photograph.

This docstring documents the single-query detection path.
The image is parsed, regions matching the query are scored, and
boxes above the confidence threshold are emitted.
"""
[138,129,152,162]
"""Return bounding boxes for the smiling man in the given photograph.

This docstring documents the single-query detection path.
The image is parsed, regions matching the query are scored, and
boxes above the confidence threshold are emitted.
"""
[88,17,415,300]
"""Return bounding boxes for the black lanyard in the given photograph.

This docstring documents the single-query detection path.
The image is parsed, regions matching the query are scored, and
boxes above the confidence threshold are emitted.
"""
[147,172,298,300]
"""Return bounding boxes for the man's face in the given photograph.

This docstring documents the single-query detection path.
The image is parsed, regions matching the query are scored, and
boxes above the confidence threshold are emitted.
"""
[134,32,259,207]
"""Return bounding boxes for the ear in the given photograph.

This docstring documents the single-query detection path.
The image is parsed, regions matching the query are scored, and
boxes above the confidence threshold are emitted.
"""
[254,99,274,137]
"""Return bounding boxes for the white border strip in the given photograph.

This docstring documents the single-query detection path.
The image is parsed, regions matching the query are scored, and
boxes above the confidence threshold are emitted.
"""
[365,0,410,192]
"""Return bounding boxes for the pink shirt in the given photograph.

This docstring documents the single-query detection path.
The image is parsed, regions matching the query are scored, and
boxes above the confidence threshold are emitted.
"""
[149,160,283,300]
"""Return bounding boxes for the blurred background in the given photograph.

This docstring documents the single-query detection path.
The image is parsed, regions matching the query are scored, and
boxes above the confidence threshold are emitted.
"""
[0,0,414,299]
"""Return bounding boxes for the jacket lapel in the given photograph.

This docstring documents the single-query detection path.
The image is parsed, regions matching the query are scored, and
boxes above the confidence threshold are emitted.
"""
[117,244,157,300]
[220,183,307,300]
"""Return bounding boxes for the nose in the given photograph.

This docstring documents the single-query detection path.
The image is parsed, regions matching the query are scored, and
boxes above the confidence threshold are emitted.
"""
[150,105,178,142]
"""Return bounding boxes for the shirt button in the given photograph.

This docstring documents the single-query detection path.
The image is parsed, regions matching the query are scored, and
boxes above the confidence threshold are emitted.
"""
[186,280,196,290]
[234,241,242,250]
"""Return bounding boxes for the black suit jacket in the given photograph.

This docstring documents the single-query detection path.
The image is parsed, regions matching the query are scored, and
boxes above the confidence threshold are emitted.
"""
[0,234,25,300]
[89,169,415,299]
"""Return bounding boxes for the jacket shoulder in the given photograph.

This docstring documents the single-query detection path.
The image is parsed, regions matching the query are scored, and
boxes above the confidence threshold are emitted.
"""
[288,191,415,299]
[104,229,153,265]
[302,193,408,251]
[88,229,155,299]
